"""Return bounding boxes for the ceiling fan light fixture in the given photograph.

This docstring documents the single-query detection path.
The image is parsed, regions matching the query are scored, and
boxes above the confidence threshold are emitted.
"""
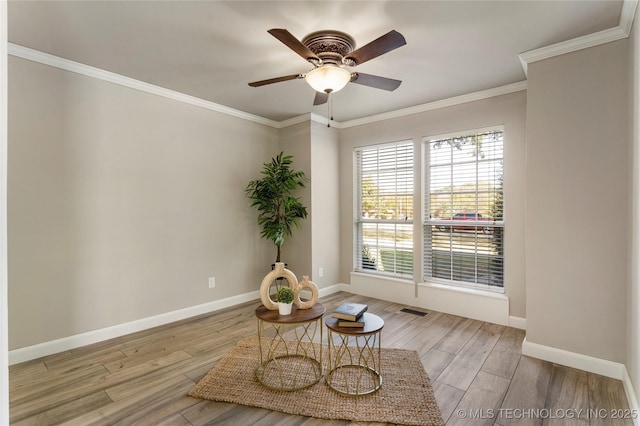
[304,65,351,94]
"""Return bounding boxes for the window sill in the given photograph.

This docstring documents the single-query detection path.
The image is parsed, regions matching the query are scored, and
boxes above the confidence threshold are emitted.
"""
[419,281,507,300]
[351,271,414,286]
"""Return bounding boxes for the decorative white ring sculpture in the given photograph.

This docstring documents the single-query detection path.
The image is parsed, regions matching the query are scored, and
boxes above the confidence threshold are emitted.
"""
[294,276,319,309]
[259,262,298,310]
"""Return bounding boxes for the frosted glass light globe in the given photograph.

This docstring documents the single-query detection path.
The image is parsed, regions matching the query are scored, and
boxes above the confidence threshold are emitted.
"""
[304,66,351,93]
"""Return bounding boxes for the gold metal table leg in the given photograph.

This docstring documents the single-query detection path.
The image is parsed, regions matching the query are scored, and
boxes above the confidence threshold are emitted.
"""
[255,316,323,391]
[325,327,382,396]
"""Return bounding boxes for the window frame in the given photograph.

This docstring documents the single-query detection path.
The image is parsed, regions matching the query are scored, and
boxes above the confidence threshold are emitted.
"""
[422,126,505,293]
[354,140,415,279]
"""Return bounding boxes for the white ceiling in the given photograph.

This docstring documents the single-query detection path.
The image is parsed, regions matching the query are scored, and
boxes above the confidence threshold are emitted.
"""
[8,1,625,122]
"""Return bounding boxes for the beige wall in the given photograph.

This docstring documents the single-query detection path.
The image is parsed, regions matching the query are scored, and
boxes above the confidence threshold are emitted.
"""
[8,56,280,349]
[310,121,340,287]
[628,5,640,402]
[279,121,312,276]
[525,40,629,363]
[279,120,341,288]
[7,21,637,384]
[338,91,527,317]
[8,55,339,351]
[1,2,9,421]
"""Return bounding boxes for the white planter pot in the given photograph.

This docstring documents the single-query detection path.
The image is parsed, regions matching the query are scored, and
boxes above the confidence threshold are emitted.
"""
[278,302,293,315]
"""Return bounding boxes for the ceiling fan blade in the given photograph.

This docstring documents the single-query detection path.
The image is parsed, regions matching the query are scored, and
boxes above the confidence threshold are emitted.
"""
[313,91,329,105]
[268,28,320,63]
[248,74,303,87]
[351,72,402,91]
[344,30,406,66]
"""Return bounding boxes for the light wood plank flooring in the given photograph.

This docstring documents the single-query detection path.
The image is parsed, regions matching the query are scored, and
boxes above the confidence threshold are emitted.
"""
[9,292,633,425]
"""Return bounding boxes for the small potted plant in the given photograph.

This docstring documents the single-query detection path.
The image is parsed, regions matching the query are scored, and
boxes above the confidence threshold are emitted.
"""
[276,287,295,315]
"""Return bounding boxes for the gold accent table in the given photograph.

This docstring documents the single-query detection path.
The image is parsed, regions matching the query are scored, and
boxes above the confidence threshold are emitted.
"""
[255,303,325,391]
[325,312,384,395]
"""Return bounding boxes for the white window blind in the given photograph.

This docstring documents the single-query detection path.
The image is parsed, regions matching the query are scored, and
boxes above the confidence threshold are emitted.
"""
[424,130,504,289]
[355,142,413,277]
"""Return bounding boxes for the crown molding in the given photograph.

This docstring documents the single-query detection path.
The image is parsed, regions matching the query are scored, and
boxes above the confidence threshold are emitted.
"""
[278,81,528,130]
[7,42,526,132]
[519,26,629,76]
[9,0,636,132]
[519,0,638,76]
[620,0,639,36]
[8,43,281,129]
[276,112,338,129]
[338,81,528,129]
[276,113,311,129]
[8,43,342,130]
[310,113,333,128]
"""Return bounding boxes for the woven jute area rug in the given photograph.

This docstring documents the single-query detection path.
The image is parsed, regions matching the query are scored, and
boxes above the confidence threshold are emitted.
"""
[189,336,444,426]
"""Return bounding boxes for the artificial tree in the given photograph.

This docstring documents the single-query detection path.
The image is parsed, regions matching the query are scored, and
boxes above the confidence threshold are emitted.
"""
[245,152,309,263]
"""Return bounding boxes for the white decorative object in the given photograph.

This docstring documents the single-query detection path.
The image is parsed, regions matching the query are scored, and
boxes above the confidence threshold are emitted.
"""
[293,276,319,309]
[259,262,298,310]
[278,302,293,315]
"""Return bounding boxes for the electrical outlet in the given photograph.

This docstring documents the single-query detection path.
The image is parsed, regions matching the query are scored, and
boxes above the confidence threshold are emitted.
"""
[208,277,215,288]
[319,267,324,278]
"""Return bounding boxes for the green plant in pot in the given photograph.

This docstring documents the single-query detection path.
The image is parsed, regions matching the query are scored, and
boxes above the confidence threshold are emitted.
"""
[245,152,309,265]
[276,286,295,315]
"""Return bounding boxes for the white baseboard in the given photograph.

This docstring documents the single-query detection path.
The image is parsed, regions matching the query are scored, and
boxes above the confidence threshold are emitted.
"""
[9,283,348,365]
[345,274,514,326]
[9,290,260,365]
[419,283,511,326]
[318,283,349,296]
[522,338,640,425]
[522,337,626,380]
[344,275,527,331]
[622,367,640,426]
[509,316,527,330]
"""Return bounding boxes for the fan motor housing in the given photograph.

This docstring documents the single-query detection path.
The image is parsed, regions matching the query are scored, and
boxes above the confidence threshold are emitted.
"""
[302,30,356,65]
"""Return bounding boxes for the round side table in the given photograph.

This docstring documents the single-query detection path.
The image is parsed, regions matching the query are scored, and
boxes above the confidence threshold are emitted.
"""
[324,312,384,395]
[255,303,325,391]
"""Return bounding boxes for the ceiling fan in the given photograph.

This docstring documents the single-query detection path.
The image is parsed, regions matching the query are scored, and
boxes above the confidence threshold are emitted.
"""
[248,28,407,106]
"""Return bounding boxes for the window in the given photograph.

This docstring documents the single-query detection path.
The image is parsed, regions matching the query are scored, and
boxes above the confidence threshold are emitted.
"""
[424,129,504,290]
[355,142,413,277]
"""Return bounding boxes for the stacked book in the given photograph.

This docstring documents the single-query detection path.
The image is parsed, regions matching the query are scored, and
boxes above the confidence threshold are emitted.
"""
[332,302,368,327]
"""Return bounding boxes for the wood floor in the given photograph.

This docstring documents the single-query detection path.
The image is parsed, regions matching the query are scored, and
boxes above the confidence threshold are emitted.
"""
[9,291,633,425]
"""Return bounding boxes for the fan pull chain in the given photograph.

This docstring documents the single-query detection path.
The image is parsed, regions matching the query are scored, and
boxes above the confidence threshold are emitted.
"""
[327,93,334,128]
[330,94,334,122]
